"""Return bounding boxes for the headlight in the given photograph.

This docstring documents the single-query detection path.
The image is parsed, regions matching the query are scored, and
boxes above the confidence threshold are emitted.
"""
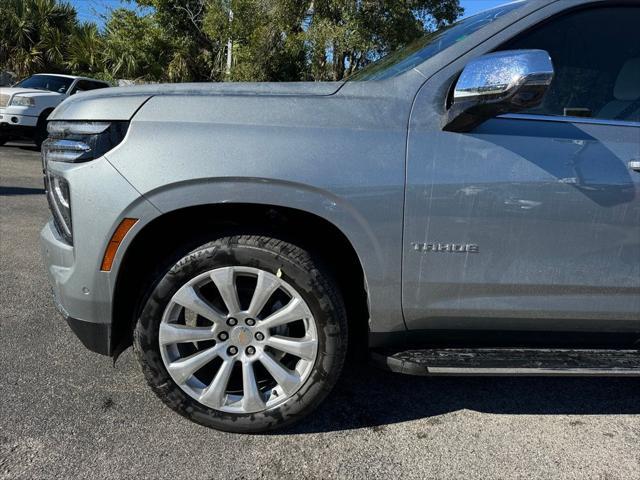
[10,95,35,107]
[42,121,129,244]
[43,121,129,163]
[46,173,73,243]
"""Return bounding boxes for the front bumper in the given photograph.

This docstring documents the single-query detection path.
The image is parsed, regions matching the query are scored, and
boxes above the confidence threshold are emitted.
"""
[0,109,39,136]
[41,220,113,355]
[39,156,159,356]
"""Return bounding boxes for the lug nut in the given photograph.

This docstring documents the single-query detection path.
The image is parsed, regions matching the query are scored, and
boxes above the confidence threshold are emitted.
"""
[245,318,256,326]
[227,317,238,326]
[246,346,256,355]
[218,331,228,341]
[255,332,264,341]
[227,346,238,356]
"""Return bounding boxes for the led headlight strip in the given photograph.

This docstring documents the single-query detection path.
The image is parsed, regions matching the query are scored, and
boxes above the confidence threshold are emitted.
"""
[43,121,129,163]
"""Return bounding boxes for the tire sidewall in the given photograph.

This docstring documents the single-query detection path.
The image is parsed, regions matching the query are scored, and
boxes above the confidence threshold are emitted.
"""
[134,237,347,433]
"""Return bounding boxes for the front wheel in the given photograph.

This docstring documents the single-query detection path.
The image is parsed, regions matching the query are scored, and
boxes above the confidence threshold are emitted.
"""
[34,110,52,149]
[134,235,348,433]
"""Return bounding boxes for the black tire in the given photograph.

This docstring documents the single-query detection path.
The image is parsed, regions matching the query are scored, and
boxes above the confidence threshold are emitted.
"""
[134,234,348,433]
[34,110,52,149]
[0,137,6,146]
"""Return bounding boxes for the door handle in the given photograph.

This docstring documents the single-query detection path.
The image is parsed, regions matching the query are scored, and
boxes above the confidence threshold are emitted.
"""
[629,160,640,172]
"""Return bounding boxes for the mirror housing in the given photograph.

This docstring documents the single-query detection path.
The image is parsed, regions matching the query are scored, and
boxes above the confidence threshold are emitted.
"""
[444,50,554,132]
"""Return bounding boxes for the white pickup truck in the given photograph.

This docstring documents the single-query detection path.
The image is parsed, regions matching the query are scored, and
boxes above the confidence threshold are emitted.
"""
[0,74,110,147]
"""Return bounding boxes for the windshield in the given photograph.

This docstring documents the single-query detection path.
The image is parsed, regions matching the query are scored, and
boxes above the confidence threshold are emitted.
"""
[349,1,527,81]
[14,75,74,93]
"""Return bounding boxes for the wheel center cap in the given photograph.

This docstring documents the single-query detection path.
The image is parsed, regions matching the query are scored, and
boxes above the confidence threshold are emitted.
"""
[232,326,252,347]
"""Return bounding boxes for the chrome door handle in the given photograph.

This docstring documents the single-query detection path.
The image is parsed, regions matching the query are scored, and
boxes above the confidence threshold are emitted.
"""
[629,160,640,172]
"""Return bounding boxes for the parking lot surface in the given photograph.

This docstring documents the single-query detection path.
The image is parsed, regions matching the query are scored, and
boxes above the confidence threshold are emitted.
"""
[1,143,639,479]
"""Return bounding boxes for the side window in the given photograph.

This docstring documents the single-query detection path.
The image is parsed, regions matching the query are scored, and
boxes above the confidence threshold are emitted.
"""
[70,80,90,94]
[501,7,640,122]
[71,80,108,94]
[89,81,109,90]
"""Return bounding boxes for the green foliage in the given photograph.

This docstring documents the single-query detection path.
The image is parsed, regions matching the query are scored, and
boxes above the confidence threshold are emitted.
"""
[103,9,172,81]
[0,0,77,77]
[0,0,462,82]
[66,23,102,75]
[203,0,309,81]
[136,0,222,81]
[304,0,463,80]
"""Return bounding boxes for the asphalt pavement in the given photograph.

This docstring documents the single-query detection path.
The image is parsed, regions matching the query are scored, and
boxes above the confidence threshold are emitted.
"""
[1,143,639,479]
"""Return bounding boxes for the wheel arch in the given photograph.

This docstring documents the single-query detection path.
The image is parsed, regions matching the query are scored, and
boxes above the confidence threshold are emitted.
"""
[34,108,55,146]
[111,202,371,360]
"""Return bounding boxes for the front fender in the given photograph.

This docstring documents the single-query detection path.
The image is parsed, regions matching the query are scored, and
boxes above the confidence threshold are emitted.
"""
[109,176,405,334]
[103,89,409,334]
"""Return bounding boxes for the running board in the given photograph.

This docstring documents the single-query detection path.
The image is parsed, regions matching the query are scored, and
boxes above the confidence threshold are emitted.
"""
[372,348,640,377]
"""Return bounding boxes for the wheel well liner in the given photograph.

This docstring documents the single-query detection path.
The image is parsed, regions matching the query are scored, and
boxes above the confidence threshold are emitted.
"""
[39,108,55,123]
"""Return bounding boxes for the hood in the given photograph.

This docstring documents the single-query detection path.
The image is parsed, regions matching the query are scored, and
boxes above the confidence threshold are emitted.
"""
[50,81,344,122]
[0,87,61,108]
[83,81,343,100]
[0,87,62,97]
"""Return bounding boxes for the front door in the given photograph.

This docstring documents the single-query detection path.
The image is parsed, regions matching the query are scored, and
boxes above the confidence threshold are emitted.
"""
[403,5,640,334]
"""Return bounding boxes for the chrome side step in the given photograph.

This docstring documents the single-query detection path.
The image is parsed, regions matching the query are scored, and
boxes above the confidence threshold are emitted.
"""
[372,348,640,377]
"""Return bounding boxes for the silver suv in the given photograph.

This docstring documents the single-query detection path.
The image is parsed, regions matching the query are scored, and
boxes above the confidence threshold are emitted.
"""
[40,0,640,433]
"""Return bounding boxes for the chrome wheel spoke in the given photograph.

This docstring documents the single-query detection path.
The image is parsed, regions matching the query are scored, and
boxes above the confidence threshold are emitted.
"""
[259,351,301,395]
[200,359,234,408]
[167,344,221,385]
[159,323,216,345]
[173,285,225,325]
[260,297,308,330]
[210,268,241,314]
[247,270,280,317]
[242,360,265,412]
[265,335,317,360]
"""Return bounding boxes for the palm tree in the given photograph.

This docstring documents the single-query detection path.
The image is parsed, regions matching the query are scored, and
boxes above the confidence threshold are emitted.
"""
[66,23,103,75]
[0,0,77,77]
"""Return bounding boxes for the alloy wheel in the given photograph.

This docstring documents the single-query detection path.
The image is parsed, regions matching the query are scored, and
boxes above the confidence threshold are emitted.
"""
[159,266,319,414]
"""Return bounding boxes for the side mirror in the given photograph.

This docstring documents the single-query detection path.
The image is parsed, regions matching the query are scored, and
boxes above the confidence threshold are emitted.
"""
[444,50,554,132]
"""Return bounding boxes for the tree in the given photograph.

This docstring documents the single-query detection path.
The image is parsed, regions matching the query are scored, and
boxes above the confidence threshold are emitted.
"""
[0,0,463,83]
[304,0,463,81]
[102,9,172,81]
[203,0,309,81]
[135,0,222,81]
[0,0,77,77]
[200,0,462,82]
[66,23,103,75]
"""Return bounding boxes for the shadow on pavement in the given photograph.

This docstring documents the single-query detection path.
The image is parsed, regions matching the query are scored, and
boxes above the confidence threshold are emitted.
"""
[1,142,39,152]
[0,186,45,195]
[280,363,640,434]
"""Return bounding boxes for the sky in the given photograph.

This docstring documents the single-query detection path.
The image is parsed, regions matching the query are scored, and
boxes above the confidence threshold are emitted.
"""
[70,0,510,27]
[461,0,513,17]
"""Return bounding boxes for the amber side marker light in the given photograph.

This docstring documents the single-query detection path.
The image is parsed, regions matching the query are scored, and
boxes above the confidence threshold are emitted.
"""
[100,218,138,272]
